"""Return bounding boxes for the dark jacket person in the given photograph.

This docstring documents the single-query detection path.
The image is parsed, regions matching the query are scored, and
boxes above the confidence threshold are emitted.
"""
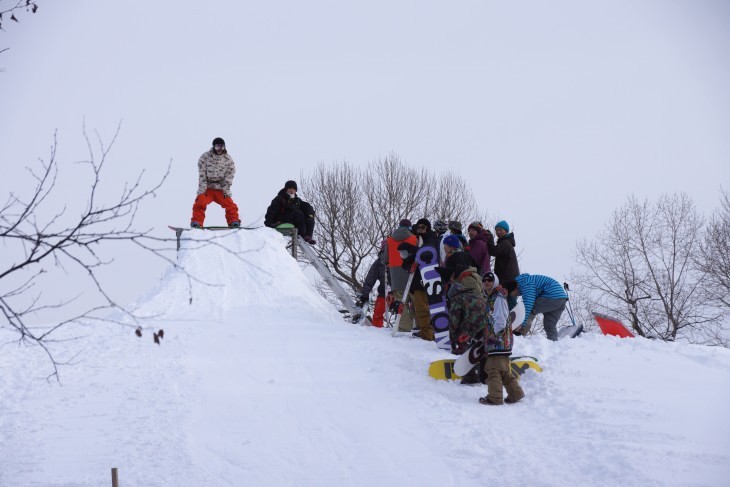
[264,180,317,244]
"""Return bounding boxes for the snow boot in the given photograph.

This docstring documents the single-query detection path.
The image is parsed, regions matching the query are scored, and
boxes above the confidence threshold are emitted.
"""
[505,391,525,404]
[229,220,241,228]
[460,369,481,385]
[190,221,201,228]
[479,396,502,406]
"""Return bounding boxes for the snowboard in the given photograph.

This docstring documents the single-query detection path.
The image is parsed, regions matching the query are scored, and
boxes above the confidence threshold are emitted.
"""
[453,301,526,376]
[558,323,584,340]
[391,264,417,336]
[168,225,260,232]
[593,312,634,338]
[414,244,450,349]
[428,357,542,381]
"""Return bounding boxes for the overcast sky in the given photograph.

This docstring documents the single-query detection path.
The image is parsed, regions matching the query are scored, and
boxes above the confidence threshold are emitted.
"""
[1,0,728,308]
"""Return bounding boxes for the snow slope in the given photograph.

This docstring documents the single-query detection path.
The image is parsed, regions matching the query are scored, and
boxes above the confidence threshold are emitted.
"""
[1,228,729,486]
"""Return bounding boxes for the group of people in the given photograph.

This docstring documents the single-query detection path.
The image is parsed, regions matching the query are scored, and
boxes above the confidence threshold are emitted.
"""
[189,137,317,244]
[190,137,569,406]
[357,216,570,405]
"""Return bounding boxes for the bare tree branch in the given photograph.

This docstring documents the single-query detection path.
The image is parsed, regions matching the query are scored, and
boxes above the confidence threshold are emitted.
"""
[300,152,486,298]
[571,192,727,346]
[0,127,256,380]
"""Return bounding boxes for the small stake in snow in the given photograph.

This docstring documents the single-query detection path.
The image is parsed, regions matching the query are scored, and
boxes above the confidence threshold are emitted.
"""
[111,467,119,487]
[135,326,142,337]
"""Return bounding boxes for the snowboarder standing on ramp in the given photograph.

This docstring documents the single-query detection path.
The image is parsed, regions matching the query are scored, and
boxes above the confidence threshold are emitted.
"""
[264,180,317,244]
[190,137,241,228]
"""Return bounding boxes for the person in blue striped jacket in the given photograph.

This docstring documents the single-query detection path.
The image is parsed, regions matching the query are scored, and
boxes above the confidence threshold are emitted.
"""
[502,274,568,341]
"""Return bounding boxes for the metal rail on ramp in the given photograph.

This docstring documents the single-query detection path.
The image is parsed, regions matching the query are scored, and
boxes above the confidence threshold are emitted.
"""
[295,236,361,319]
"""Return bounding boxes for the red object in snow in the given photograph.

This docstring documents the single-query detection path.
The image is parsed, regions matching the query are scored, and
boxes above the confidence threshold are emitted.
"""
[593,312,635,338]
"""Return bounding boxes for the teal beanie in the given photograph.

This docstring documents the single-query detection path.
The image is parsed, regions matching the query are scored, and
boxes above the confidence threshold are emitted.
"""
[495,220,510,233]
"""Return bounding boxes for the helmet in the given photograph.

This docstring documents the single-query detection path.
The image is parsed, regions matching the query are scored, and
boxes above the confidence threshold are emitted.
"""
[434,219,448,233]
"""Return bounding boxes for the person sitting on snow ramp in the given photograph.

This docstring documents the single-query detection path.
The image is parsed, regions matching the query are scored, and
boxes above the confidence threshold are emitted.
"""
[264,180,317,244]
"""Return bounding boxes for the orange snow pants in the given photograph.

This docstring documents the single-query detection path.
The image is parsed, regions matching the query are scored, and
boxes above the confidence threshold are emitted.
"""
[371,296,386,327]
[191,189,240,226]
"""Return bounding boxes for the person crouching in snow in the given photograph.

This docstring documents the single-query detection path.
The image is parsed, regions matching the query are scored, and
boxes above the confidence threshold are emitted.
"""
[264,180,317,244]
[190,137,241,228]
[479,271,525,406]
[503,273,568,341]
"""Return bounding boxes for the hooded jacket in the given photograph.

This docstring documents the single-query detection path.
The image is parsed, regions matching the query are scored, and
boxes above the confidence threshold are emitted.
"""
[382,226,417,291]
[514,273,568,327]
[484,286,512,356]
[264,189,313,227]
[197,149,235,197]
[487,232,520,284]
[468,229,491,276]
[446,282,489,354]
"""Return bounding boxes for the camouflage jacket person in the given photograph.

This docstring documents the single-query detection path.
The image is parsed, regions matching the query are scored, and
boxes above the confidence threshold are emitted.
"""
[446,282,489,354]
[197,148,236,197]
[484,286,513,356]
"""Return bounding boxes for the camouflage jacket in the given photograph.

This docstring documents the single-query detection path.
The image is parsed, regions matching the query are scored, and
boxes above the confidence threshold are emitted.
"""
[484,286,513,356]
[197,149,236,196]
[446,282,488,354]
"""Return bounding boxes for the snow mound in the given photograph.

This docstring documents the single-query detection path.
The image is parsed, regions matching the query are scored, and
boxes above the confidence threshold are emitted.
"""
[132,227,339,323]
[1,228,730,486]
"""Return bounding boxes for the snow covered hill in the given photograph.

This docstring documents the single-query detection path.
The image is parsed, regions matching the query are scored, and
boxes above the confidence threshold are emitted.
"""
[1,228,729,487]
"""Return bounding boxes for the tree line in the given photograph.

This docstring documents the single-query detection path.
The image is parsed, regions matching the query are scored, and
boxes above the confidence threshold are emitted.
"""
[300,157,729,348]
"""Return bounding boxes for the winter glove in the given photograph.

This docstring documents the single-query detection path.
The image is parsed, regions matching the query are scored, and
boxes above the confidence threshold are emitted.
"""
[388,299,403,314]
[355,297,366,308]
[385,292,394,308]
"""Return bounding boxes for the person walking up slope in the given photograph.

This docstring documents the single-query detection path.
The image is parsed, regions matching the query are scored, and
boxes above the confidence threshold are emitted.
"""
[479,272,525,405]
[190,137,241,228]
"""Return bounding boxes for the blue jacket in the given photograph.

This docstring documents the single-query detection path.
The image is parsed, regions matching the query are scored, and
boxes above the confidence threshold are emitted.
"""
[515,274,568,326]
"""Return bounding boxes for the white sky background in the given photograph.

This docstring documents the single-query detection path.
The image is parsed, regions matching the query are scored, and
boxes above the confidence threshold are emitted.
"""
[1,0,729,310]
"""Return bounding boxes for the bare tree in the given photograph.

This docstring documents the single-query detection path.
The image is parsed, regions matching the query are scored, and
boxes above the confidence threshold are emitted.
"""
[693,188,730,346]
[0,0,38,31]
[572,193,725,345]
[300,152,485,297]
[0,127,229,379]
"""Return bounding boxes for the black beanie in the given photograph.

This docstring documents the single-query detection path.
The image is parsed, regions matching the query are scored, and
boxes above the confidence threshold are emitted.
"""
[212,137,225,147]
[416,218,431,231]
[285,180,298,191]
[502,279,519,294]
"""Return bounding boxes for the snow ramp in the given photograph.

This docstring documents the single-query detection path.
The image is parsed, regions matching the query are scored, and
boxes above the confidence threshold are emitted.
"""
[132,227,341,323]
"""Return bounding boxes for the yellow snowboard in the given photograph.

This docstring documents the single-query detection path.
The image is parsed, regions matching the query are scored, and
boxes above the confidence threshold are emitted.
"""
[428,358,542,381]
